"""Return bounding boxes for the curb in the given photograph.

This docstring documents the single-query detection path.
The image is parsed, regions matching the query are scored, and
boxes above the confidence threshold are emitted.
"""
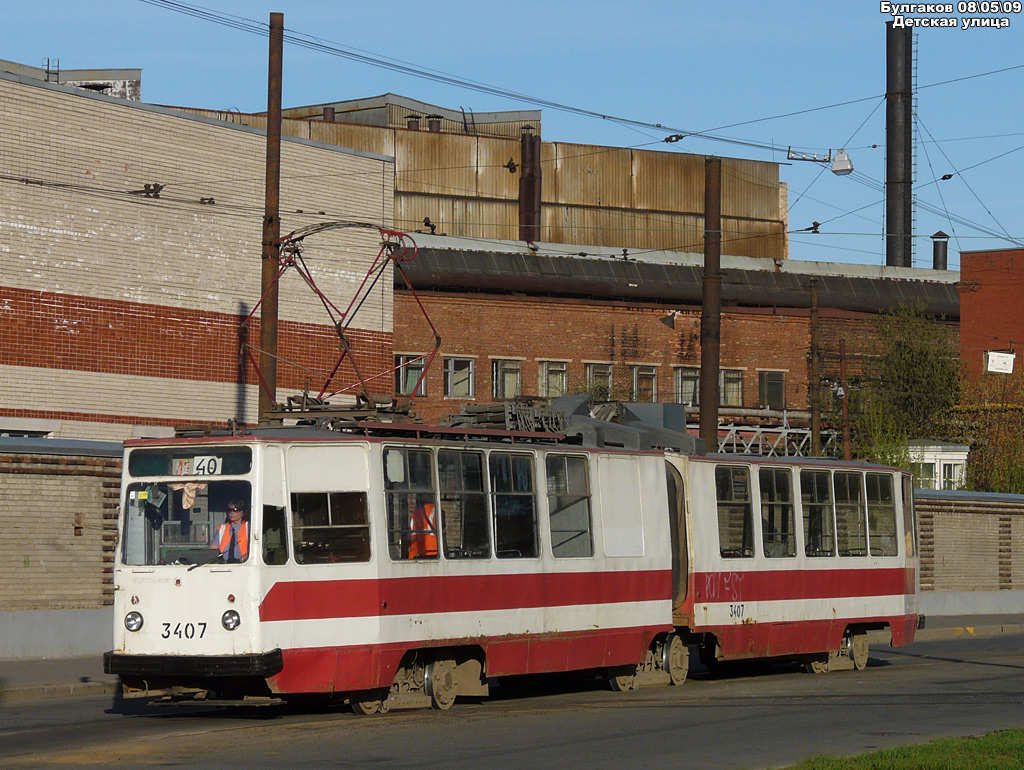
[866,623,1024,645]
[914,623,1024,643]
[0,679,119,704]
[2,624,1021,705]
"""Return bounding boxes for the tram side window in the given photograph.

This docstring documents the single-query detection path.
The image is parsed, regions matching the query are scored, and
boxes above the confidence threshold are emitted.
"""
[546,454,594,558]
[384,447,439,561]
[490,452,539,559]
[290,492,370,564]
[437,449,490,559]
[866,473,898,557]
[834,471,868,557]
[262,505,288,565]
[715,466,754,558]
[801,469,836,557]
[760,467,795,558]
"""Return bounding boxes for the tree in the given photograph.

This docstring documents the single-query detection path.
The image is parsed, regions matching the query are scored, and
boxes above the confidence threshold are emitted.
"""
[849,304,961,466]
[960,367,1024,493]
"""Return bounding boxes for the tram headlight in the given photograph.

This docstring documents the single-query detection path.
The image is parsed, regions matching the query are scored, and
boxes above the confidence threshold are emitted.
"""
[124,611,144,632]
[221,610,241,631]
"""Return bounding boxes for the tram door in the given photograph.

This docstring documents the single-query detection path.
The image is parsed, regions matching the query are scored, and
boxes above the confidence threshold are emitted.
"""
[666,460,688,607]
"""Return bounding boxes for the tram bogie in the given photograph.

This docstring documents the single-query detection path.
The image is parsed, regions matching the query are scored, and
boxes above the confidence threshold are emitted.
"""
[105,423,918,709]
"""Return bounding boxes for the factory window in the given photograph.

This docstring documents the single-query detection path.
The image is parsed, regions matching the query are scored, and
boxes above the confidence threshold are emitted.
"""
[758,371,785,411]
[586,363,613,400]
[444,357,474,399]
[395,354,426,396]
[492,359,522,400]
[631,365,658,402]
[674,367,700,406]
[539,361,568,399]
[721,369,743,407]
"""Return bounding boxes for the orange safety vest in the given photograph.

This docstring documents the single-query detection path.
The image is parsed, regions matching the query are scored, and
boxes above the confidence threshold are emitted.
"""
[217,521,249,560]
[408,503,437,559]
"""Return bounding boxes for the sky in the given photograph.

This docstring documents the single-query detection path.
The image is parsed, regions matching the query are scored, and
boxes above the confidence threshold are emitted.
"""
[5,0,1024,270]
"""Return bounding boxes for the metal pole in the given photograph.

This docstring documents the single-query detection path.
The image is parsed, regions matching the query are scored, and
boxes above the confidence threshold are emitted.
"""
[810,278,821,456]
[518,126,541,243]
[700,157,722,452]
[258,12,284,424]
[840,338,851,461]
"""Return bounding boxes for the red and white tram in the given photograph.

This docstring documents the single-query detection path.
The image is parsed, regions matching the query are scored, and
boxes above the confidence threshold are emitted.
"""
[104,422,918,710]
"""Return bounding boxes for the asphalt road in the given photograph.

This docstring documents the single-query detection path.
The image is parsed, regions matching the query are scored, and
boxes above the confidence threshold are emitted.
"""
[2,634,1023,770]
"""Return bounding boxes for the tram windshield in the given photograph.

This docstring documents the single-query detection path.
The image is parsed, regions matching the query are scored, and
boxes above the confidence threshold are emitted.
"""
[122,480,253,566]
[121,447,253,567]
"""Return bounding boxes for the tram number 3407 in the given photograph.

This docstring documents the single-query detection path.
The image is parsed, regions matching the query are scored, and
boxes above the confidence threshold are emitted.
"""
[729,604,746,619]
[161,622,207,640]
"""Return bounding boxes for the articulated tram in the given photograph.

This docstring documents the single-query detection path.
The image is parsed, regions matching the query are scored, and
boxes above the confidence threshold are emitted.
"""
[104,423,918,711]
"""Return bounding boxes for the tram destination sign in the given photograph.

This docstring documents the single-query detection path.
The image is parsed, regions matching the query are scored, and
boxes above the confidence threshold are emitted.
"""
[173,456,222,476]
[128,447,252,477]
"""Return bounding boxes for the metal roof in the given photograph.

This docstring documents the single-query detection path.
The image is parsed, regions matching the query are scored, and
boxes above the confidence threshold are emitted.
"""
[284,93,541,125]
[0,437,122,458]
[398,240,960,317]
[915,488,1024,504]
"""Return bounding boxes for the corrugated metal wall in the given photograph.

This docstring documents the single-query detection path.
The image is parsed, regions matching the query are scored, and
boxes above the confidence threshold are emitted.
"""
[173,108,786,257]
[916,493,1023,592]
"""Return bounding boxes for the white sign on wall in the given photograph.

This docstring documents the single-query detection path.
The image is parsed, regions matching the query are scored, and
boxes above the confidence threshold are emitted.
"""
[985,351,1016,374]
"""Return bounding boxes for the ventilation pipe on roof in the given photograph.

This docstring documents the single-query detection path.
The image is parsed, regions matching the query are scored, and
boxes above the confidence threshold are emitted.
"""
[406,115,421,131]
[426,114,442,132]
[932,231,950,271]
[518,125,542,244]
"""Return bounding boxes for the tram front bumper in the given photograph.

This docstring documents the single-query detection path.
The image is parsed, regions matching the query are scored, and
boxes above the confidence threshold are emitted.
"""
[104,649,283,678]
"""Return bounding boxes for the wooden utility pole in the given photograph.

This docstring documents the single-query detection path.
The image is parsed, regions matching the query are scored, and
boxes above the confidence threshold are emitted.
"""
[699,157,722,452]
[840,338,851,460]
[258,12,284,424]
[810,278,821,456]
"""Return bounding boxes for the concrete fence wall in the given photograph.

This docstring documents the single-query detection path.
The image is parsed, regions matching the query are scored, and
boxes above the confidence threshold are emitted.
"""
[915,488,1024,616]
[2,465,1021,660]
[0,440,122,659]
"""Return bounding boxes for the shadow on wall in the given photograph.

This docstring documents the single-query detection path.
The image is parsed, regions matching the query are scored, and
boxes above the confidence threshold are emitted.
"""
[237,300,250,424]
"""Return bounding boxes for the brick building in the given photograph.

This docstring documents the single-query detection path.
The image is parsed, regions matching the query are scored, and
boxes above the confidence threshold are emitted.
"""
[394,237,961,426]
[959,247,1024,379]
[0,68,395,441]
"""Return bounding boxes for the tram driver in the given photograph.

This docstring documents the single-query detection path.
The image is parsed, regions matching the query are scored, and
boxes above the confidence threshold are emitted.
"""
[211,498,249,563]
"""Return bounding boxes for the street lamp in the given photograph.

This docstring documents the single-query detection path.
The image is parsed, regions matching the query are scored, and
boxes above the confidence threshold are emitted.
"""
[786,147,855,175]
[831,149,854,176]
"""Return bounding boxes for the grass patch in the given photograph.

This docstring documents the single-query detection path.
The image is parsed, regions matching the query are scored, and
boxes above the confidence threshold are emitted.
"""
[786,730,1024,770]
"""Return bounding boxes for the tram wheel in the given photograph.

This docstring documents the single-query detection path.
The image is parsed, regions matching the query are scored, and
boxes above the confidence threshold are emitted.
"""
[607,665,638,692]
[804,656,829,675]
[351,690,389,715]
[851,632,869,671]
[425,658,457,710]
[663,634,689,686]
